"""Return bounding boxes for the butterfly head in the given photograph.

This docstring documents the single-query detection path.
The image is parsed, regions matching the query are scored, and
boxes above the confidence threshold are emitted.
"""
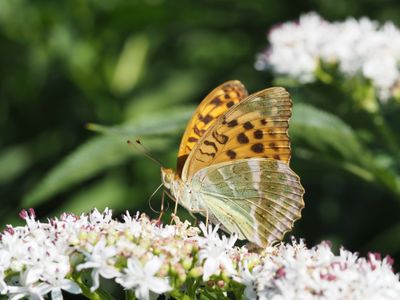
[161,167,175,189]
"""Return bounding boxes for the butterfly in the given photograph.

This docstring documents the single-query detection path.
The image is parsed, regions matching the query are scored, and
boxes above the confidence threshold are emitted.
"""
[161,80,305,247]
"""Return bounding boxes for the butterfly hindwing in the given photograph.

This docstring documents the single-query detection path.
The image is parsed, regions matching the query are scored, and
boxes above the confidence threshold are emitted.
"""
[182,87,292,181]
[176,80,248,175]
[190,158,305,246]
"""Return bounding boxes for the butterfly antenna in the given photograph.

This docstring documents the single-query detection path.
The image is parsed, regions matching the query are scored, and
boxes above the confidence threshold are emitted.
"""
[148,183,164,213]
[127,139,163,167]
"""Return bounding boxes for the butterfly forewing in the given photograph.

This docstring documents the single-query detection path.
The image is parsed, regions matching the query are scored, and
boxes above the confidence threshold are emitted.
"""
[182,87,292,181]
[176,80,248,175]
[190,158,305,246]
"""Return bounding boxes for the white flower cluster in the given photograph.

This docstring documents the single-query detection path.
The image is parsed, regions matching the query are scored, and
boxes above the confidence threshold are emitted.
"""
[0,208,399,300]
[256,12,400,100]
[244,240,400,300]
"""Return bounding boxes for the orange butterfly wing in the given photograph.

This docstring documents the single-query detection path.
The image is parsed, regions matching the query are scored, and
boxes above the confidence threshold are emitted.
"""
[176,80,248,175]
[182,87,292,181]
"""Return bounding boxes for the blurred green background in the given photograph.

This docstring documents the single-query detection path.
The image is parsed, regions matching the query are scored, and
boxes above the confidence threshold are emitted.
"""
[1,0,400,268]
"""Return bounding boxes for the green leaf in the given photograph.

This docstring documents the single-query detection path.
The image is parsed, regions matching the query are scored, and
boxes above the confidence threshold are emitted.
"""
[124,72,201,120]
[87,106,194,138]
[291,103,400,199]
[22,70,201,208]
[366,222,400,254]
[52,176,133,216]
[22,135,132,207]
[272,76,302,88]
[291,103,364,162]
[110,34,149,95]
[0,145,32,185]
[22,106,194,207]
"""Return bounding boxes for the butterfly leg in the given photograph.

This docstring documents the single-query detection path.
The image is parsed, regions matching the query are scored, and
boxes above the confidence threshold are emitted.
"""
[188,210,199,226]
[173,196,179,216]
[162,189,178,225]
[171,192,178,224]
[191,209,208,227]
[157,191,165,222]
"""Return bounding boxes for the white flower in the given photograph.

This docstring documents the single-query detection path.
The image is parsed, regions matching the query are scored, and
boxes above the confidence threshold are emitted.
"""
[258,12,330,83]
[76,237,120,292]
[197,223,237,280]
[41,258,81,300]
[0,248,11,294]
[2,208,400,299]
[1,229,30,272]
[363,55,399,100]
[88,207,113,226]
[116,257,171,300]
[235,261,261,300]
[252,240,400,300]
[120,211,143,238]
[257,12,400,101]
[7,269,50,300]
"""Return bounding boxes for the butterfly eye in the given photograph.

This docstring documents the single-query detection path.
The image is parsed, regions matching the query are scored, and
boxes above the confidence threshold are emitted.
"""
[161,168,174,189]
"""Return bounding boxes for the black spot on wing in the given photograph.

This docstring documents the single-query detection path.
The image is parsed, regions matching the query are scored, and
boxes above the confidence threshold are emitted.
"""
[237,133,249,144]
[269,142,279,151]
[210,97,222,106]
[199,114,213,125]
[251,143,264,153]
[226,150,237,159]
[243,121,254,130]
[254,130,263,139]
[227,120,238,128]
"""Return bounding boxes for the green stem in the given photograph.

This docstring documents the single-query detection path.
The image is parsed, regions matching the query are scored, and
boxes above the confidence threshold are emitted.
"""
[95,287,117,300]
[125,290,136,300]
[372,112,400,157]
[342,75,400,156]
[76,279,100,299]
[230,281,245,300]
[201,289,219,300]
[186,278,196,299]
[73,273,116,300]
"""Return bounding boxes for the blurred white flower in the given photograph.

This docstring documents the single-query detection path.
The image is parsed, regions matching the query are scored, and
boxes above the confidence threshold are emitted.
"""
[362,55,399,100]
[116,256,171,300]
[257,12,400,101]
[261,12,330,83]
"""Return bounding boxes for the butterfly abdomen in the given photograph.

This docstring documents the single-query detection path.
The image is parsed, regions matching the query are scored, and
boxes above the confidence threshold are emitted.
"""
[169,175,204,213]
